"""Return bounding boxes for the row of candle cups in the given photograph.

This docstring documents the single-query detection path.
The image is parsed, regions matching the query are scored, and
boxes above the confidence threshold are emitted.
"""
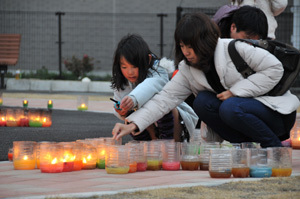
[0,108,52,127]
[10,139,293,177]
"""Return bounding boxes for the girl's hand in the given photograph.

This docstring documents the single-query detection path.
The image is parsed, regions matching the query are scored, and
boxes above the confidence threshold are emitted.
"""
[112,122,138,140]
[217,90,234,101]
[120,96,134,111]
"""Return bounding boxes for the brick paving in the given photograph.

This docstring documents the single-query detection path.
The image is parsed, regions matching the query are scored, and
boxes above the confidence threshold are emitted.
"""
[0,92,300,199]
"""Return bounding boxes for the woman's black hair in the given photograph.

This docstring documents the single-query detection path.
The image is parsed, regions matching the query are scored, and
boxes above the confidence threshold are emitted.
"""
[174,13,220,72]
[111,34,158,91]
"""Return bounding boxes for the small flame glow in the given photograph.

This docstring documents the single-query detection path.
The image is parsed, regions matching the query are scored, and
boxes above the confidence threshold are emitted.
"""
[83,158,87,163]
[81,104,86,108]
[87,154,92,160]
[23,155,28,160]
[51,158,57,164]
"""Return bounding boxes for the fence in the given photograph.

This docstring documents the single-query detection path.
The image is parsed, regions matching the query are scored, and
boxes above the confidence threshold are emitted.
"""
[1,6,299,85]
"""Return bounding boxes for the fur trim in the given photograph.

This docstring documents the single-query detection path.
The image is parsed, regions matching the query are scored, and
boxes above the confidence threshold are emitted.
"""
[159,57,175,74]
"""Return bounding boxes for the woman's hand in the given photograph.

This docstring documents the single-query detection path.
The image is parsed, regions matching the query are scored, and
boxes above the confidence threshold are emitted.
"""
[120,96,134,111]
[112,122,138,140]
[217,90,234,101]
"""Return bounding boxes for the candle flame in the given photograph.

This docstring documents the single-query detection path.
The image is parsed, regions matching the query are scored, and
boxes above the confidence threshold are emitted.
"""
[87,154,92,160]
[298,137,300,141]
[43,117,47,122]
[1,117,5,121]
[23,100,28,104]
[51,158,57,164]
[81,104,86,108]
[83,158,87,163]
[100,150,105,156]
[23,155,28,160]
[48,100,52,105]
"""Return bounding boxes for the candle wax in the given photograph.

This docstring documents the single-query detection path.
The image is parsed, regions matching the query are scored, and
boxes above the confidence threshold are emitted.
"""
[6,120,18,127]
[14,159,36,170]
[250,166,272,178]
[232,167,250,178]
[200,161,209,170]
[29,120,43,127]
[209,170,232,178]
[129,162,137,173]
[8,153,13,161]
[42,121,52,127]
[63,162,74,172]
[147,159,162,171]
[137,162,147,171]
[180,161,200,170]
[0,120,6,127]
[82,163,96,169]
[73,160,83,171]
[97,159,105,169]
[162,161,180,170]
[40,163,63,173]
[18,118,29,127]
[106,166,129,174]
[271,168,292,177]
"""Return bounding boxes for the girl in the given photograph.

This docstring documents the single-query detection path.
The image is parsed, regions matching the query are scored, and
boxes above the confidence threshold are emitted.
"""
[111,34,198,141]
[112,13,299,148]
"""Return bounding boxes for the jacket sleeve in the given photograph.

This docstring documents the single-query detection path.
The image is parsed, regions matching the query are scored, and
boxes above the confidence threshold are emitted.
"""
[126,67,193,132]
[128,65,169,109]
[270,0,288,16]
[229,41,284,97]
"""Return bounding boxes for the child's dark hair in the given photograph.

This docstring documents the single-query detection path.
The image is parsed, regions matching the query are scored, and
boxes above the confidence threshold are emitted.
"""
[218,6,268,39]
[232,6,268,39]
[111,34,157,90]
[174,12,220,72]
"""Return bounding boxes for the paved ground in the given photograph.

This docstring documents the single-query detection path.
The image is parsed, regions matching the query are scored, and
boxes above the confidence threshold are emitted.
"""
[0,91,300,199]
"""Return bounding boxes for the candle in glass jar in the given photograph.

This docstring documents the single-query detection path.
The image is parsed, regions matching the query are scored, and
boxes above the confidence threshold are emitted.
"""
[29,117,43,127]
[14,155,36,170]
[42,117,52,127]
[47,100,53,109]
[40,157,64,173]
[77,103,88,111]
[162,161,180,170]
[23,100,28,108]
[82,154,96,169]
[292,135,300,149]
[0,116,6,126]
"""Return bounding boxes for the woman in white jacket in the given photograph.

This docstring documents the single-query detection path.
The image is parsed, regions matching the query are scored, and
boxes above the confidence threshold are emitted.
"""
[112,13,299,148]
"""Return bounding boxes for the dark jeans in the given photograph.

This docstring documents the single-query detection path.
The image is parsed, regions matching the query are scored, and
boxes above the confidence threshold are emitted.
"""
[193,91,296,148]
[131,111,174,141]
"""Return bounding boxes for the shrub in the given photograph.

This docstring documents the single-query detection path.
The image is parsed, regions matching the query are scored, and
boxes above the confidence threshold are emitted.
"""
[64,55,94,79]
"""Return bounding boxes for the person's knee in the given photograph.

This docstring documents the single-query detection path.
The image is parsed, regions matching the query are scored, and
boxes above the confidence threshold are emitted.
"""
[219,98,241,121]
[193,91,218,115]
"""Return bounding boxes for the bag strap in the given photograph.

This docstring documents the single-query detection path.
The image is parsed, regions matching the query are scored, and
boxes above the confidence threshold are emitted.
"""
[228,39,256,78]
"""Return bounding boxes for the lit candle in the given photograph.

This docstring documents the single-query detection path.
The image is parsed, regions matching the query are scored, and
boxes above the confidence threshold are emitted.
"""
[29,117,43,127]
[0,116,6,127]
[82,154,96,169]
[40,157,64,173]
[23,100,28,108]
[13,155,36,170]
[47,100,53,109]
[42,117,52,127]
[62,152,75,172]
[97,149,106,169]
[77,103,88,111]
[6,117,18,127]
